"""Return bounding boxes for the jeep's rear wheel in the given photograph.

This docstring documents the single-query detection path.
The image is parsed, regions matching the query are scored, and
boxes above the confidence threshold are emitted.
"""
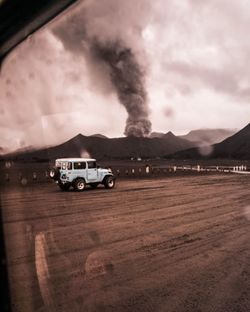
[58,182,70,191]
[104,176,115,189]
[74,178,86,191]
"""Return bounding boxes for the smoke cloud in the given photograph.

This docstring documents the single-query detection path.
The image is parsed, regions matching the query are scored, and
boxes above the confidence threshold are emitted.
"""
[92,41,151,136]
[53,0,152,137]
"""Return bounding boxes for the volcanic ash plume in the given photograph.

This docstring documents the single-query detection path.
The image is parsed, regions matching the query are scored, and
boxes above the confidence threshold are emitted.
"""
[93,41,151,137]
[53,0,152,137]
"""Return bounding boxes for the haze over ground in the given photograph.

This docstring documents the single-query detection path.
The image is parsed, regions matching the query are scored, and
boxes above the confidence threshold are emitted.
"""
[1,0,250,152]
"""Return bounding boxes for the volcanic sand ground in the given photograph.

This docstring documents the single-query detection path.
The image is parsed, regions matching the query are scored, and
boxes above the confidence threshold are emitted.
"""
[2,174,250,312]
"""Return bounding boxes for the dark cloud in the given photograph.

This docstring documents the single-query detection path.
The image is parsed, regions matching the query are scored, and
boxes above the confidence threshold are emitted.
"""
[92,41,151,136]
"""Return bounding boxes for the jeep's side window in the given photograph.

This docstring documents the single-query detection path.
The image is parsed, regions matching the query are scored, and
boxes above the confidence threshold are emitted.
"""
[73,162,86,169]
[56,161,61,169]
[87,161,96,169]
[67,162,72,170]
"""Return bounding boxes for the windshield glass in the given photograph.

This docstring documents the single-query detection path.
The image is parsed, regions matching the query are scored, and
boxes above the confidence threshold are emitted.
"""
[1,1,250,312]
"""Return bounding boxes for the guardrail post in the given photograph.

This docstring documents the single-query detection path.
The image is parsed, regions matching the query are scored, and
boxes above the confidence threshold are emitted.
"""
[5,173,9,182]
[21,178,28,185]
[33,172,37,181]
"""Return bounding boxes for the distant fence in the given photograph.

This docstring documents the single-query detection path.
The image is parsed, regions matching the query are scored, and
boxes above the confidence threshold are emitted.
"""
[1,164,249,186]
[2,170,52,185]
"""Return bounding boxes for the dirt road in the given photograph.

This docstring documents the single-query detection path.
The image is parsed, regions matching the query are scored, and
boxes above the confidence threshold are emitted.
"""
[2,174,250,311]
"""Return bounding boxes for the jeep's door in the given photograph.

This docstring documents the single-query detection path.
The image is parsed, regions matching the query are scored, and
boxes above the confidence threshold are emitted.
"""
[87,161,98,181]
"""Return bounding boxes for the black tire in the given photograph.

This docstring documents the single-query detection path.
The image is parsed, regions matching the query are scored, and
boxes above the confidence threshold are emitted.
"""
[73,178,86,191]
[58,182,70,191]
[49,167,60,180]
[90,183,99,189]
[104,176,115,189]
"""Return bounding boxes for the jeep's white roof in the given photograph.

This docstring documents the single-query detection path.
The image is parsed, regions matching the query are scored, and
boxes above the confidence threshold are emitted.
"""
[56,158,96,162]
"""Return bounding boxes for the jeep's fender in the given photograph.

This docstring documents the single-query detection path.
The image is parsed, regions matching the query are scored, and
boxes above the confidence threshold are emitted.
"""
[101,174,115,183]
[72,177,86,184]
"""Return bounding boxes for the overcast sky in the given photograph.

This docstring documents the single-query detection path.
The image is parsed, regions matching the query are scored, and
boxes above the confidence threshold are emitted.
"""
[1,0,250,152]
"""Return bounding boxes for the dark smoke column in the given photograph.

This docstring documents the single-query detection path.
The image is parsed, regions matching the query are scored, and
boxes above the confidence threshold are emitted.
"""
[93,41,152,137]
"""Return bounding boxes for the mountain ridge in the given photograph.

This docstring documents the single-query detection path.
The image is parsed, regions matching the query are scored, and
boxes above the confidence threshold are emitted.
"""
[167,123,250,160]
[3,132,195,161]
[1,126,246,161]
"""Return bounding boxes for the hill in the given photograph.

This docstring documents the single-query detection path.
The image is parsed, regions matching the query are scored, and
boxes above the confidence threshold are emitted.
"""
[168,123,250,160]
[179,128,236,145]
[150,128,236,145]
[89,134,108,139]
[5,133,195,161]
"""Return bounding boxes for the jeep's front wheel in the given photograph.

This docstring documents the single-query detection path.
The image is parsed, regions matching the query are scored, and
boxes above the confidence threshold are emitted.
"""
[74,178,86,191]
[104,176,115,189]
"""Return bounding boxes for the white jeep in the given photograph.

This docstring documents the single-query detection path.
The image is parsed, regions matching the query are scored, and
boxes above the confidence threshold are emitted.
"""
[49,158,115,191]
